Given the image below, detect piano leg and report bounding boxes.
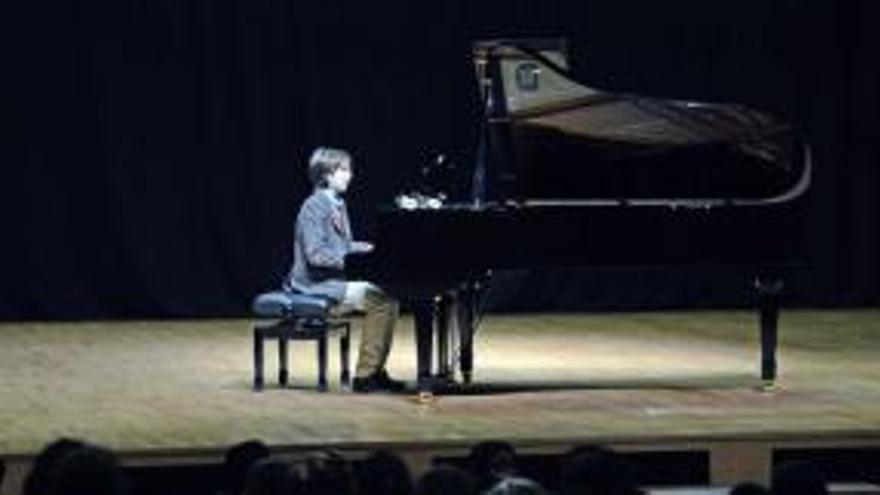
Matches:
[437,294,451,380]
[457,282,476,385]
[756,276,784,388]
[412,299,434,394]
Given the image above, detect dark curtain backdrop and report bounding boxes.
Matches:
[3,0,878,319]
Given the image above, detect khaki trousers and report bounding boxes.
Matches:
[338,282,398,378]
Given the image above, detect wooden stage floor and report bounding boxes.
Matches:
[2,309,880,486]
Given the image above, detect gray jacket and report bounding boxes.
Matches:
[283,189,351,302]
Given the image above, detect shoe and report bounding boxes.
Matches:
[374,369,406,392]
[352,370,406,393]
[352,375,385,393]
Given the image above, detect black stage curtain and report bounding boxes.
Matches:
[3,0,878,319]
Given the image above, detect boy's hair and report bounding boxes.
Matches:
[308,147,352,187]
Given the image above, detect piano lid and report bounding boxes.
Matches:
[472,39,810,205]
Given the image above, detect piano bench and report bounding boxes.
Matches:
[251,291,352,392]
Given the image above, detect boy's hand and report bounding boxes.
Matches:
[351,241,375,254]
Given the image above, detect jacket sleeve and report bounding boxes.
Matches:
[298,199,346,269]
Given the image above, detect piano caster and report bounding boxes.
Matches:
[412,375,438,405]
[758,380,780,393]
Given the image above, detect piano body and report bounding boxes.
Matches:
[348,39,810,393]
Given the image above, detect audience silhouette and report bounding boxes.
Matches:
[771,461,829,495]
[356,450,414,495]
[217,440,272,495]
[415,464,476,495]
[23,438,87,495]
[468,440,519,492]
[242,458,302,495]
[560,446,644,495]
[12,438,849,495]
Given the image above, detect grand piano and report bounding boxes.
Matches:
[348,39,811,394]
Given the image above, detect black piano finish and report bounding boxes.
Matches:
[362,201,802,273]
[348,39,810,394]
[348,199,803,393]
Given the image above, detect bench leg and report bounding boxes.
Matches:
[279,333,289,386]
[317,332,328,392]
[340,324,351,389]
[254,328,264,391]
